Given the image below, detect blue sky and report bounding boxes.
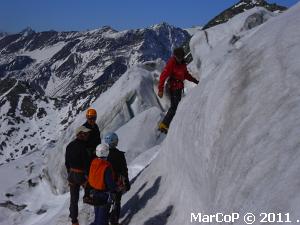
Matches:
[0,0,299,33]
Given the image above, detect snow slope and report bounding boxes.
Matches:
[46,64,163,194]
[121,3,300,225]
[0,62,166,225]
[116,107,164,163]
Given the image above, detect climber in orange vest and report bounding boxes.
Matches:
[88,143,116,225]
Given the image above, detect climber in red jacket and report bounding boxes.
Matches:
[158,47,199,133]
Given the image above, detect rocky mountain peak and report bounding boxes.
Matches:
[203,0,287,29]
[151,22,172,30]
[101,25,115,32]
[20,27,36,37]
[0,31,8,38]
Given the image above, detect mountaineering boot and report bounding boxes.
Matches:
[158,122,168,134]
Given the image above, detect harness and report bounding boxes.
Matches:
[68,168,87,186]
[167,75,184,95]
[168,60,185,91]
[70,168,84,173]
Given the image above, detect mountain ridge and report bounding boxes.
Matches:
[203,0,287,29]
[0,22,189,164]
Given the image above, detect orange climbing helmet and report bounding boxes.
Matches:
[86,108,97,118]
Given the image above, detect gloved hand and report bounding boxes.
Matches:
[158,90,163,98]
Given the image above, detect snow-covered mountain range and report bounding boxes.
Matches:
[0,23,189,98]
[0,23,189,164]
[1,0,299,225]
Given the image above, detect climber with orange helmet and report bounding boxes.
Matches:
[83,108,101,201]
[84,108,101,157]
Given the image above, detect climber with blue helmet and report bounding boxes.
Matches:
[105,132,130,225]
[104,132,119,148]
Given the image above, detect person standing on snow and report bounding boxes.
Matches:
[83,108,101,160]
[105,132,130,225]
[65,126,91,225]
[83,108,101,200]
[88,143,116,225]
[157,47,199,133]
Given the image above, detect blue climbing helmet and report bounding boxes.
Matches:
[104,132,119,148]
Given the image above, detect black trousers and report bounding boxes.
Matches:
[69,184,81,223]
[109,192,122,224]
[162,89,182,127]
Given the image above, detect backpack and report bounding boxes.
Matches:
[88,158,112,190]
[84,159,113,206]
